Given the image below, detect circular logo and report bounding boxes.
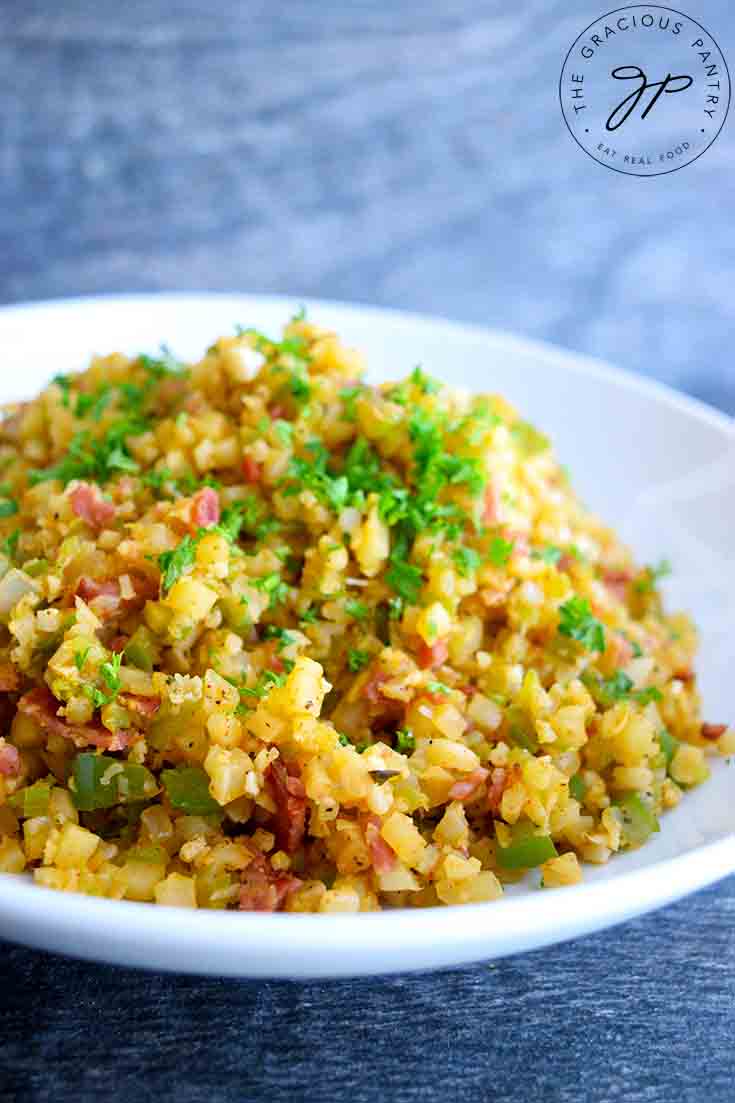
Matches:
[559,5,730,175]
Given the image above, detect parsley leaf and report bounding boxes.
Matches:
[634,559,672,593]
[345,598,369,622]
[385,556,423,605]
[347,648,370,672]
[453,546,481,577]
[158,535,198,592]
[582,669,662,708]
[29,415,146,487]
[253,573,289,608]
[1,529,20,560]
[238,668,288,704]
[488,536,514,568]
[138,346,186,378]
[84,652,123,710]
[532,546,562,566]
[74,647,91,673]
[52,374,72,407]
[340,386,363,422]
[558,596,606,652]
[395,727,415,754]
[0,499,18,519]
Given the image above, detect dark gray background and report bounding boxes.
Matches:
[1,2,733,1100]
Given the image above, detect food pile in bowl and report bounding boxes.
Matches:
[0,314,728,911]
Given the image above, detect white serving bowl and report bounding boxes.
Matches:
[0,293,732,978]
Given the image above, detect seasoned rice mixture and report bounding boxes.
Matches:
[0,314,729,911]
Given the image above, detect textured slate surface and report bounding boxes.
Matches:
[0,2,734,1100]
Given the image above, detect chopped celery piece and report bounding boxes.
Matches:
[72,753,158,811]
[506,706,538,753]
[658,729,680,771]
[126,844,167,864]
[23,558,48,578]
[615,792,659,848]
[9,779,52,818]
[123,626,156,673]
[160,766,220,815]
[496,823,558,870]
[568,774,586,803]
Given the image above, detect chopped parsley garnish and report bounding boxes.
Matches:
[84,652,123,710]
[345,598,369,622]
[287,442,349,512]
[0,499,18,518]
[532,546,563,566]
[75,383,114,422]
[239,668,288,702]
[158,534,198,593]
[634,559,672,593]
[633,686,664,706]
[299,606,319,624]
[568,774,586,802]
[426,681,451,695]
[274,420,293,446]
[338,733,351,747]
[138,346,186,378]
[453,546,481,577]
[387,595,404,621]
[263,625,296,650]
[488,536,514,568]
[74,647,91,673]
[409,366,441,395]
[347,648,370,672]
[582,669,663,708]
[52,374,72,406]
[340,386,363,422]
[253,572,289,608]
[557,596,606,653]
[29,415,146,487]
[1,529,20,560]
[395,727,415,754]
[142,467,175,496]
[385,555,423,605]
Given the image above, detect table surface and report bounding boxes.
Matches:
[1,2,734,1100]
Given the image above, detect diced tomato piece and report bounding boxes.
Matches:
[242,456,263,484]
[448,767,489,801]
[17,687,132,751]
[192,487,220,529]
[603,568,634,603]
[267,759,307,853]
[701,723,728,741]
[483,483,500,525]
[486,766,515,815]
[70,483,116,529]
[416,639,449,670]
[364,815,396,873]
[363,670,390,704]
[119,694,161,718]
[0,740,20,777]
[238,852,302,912]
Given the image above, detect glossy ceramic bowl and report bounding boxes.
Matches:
[0,293,732,977]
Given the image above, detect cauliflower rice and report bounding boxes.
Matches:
[0,313,729,912]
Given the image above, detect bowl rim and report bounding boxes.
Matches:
[0,291,732,973]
